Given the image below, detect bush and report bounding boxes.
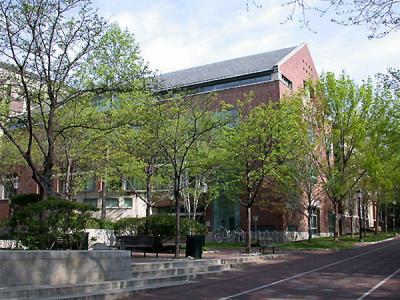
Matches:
[11,193,41,207]
[143,215,207,238]
[181,218,208,236]
[86,218,115,230]
[114,217,145,236]
[145,215,175,238]
[10,196,94,250]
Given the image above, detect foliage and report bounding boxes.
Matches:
[181,218,208,236]
[144,215,207,238]
[10,196,94,250]
[217,93,307,252]
[114,217,145,236]
[0,1,152,199]
[86,218,115,230]
[309,72,374,240]
[11,193,42,207]
[154,92,230,255]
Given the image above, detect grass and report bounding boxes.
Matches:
[277,232,396,251]
[204,232,396,252]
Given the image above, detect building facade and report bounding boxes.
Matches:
[158,43,332,236]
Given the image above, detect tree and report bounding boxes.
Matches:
[309,72,374,241]
[284,0,400,38]
[284,151,324,242]
[155,93,227,257]
[219,94,306,253]
[0,1,149,199]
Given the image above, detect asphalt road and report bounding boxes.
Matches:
[128,238,400,300]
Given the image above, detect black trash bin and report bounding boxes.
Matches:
[186,235,204,259]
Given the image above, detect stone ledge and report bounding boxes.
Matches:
[0,250,131,288]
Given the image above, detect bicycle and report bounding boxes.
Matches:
[214,228,245,243]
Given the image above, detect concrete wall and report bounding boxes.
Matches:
[0,250,131,287]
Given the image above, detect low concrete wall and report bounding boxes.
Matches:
[0,250,131,287]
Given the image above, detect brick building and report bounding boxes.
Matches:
[159,43,333,236]
[0,43,335,237]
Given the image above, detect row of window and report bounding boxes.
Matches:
[195,74,272,93]
[83,197,133,209]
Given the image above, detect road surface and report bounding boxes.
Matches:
[128,238,400,300]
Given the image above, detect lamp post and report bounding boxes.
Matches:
[356,191,363,242]
[393,201,397,236]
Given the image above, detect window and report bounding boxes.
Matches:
[196,74,272,93]
[123,177,146,191]
[123,198,133,208]
[281,75,293,89]
[310,207,320,234]
[85,177,96,192]
[105,198,119,208]
[83,198,98,208]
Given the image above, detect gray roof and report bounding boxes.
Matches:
[159,46,297,90]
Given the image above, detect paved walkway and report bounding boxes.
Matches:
[126,238,400,299]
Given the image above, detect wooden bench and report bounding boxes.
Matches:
[259,237,276,254]
[115,235,180,257]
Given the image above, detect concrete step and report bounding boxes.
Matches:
[2,254,285,300]
[131,264,230,279]
[4,269,234,300]
[130,254,283,272]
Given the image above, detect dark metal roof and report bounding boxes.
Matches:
[159,46,297,90]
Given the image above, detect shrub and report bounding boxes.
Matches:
[181,218,208,236]
[143,215,207,238]
[114,217,145,236]
[11,193,41,207]
[10,196,94,250]
[144,215,175,238]
[86,218,115,230]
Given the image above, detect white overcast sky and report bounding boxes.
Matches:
[94,0,400,83]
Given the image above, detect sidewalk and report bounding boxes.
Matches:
[131,247,280,262]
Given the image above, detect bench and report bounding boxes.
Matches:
[259,237,276,254]
[115,235,180,257]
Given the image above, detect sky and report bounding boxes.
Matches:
[94,0,400,83]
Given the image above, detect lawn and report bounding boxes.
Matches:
[204,232,396,251]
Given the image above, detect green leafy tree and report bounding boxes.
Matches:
[0,1,150,200]
[155,93,228,256]
[218,94,307,253]
[310,72,374,240]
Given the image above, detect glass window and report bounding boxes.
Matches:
[85,177,96,192]
[123,198,133,208]
[196,74,272,93]
[83,198,98,208]
[106,198,119,208]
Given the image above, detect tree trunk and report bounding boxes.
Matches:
[384,203,388,232]
[358,196,362,242]
[308,215,312,243]
[363,202,367,237]
[175,189,181,257]
[375,203,378,235]
[350,213,354,238]
[174,174,181,258]
[145,174,152,217]
[246,206,251,254]
[100,180,107,220]
[334,201,340,241]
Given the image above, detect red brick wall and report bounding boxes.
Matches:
[0,201,10,220]
[213,81,280,106]
[279,44,319,97]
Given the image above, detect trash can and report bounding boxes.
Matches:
[186,235,204,259]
